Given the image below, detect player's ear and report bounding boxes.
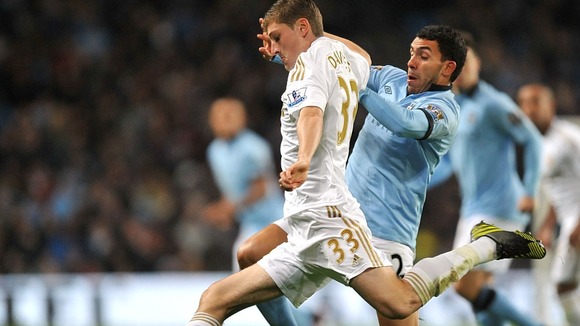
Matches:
[296,18,309,37]
[443,60,457,79]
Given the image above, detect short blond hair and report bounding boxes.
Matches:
[263,0,323,37]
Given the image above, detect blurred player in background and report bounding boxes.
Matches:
[204,97,285,269]
[429,32,543,326]
[517,83,580,326]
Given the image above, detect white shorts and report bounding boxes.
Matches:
[551,218,580,284]
[372,237,415,277]
[273,217,291,233]
[453,215,525,273]
[258,204,390,307]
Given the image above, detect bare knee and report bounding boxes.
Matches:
[237,238,262,269]
[351,268,420,320]
[376,298,417,320]
[237,224,288,269]
[197,282,227,319]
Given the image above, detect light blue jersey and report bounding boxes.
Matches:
[346,65,460,250]
[207,129,284,233]
[430,81,542,224]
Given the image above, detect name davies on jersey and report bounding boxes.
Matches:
[327,50,352,72]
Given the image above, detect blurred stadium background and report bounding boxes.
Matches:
[0,0,578,325]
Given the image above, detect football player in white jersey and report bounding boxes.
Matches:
[517,83,580,326]
[186,1,545,325]
[243,23,467,326]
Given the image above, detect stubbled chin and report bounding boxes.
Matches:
[407,81,420,94]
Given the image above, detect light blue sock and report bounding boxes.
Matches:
[257,297,300,326]
[483,288,542,326]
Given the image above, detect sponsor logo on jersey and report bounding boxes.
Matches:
[383,85,392,94]
[287,87,307,107]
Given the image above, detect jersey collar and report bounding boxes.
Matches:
[428,84,452,92]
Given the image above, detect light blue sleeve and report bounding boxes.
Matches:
[359,88,430,139]
[491,98,543,196]
[366,65,403,92]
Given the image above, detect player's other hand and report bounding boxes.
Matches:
[279,160,309,191]
[257,18,274,61]
[518,196,534,213]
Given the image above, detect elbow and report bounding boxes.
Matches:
[363,52,372,66]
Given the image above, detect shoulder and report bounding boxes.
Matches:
[370,65,406,79]
[476,81,518,112]
[419,91,460,121]
[240,130,268,146]
[553,119,580,143]
[307,37,367,69]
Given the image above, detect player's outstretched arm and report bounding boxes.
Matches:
[323,32,371,65]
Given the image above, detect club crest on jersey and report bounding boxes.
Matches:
[287,87,307,107]
[426,104,444,121]
[383,85,392,94]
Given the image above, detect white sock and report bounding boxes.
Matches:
[187,312,221,326]
[404,238,496,304]
[559,288,580,325]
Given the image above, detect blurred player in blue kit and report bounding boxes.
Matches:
[204,97,285,271]
[429,32,544,326]
[517,83,580,326]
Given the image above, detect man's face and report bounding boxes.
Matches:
[267,21,304,71]
[517,85,554,133]
[407,38,448,94]
[209,100,246,140]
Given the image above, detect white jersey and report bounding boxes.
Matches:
[279,36,369,217]
[541,118,580,223]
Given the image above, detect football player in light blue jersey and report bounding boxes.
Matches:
[240,25,468,326]
[429,33,543,326]
[205,97,285,265]
[349,65,460,257]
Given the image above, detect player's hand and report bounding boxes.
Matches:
[202,199,235,230]
[257,18,274,61]
[279,160,309,191]
[518,196,534,213]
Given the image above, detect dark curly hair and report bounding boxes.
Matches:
[416,25,467,82]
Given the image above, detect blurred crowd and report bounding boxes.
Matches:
[0,0,578,273]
